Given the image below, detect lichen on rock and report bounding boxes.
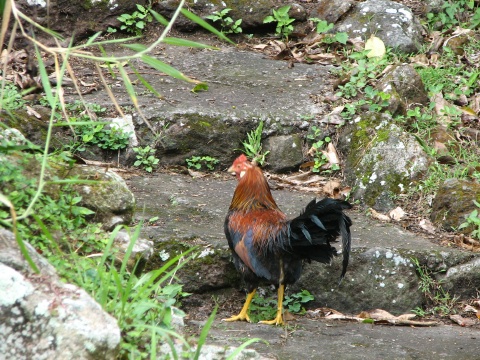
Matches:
[341,112,431,211]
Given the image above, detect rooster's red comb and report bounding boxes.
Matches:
[234,154,248,164]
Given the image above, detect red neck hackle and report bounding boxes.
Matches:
[228,154,279,212]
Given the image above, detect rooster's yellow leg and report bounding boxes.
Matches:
[222,289,256,322]
[259,284,285,326]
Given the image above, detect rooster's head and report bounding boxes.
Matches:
[228,154,253,179]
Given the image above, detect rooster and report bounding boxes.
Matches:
[223,154,352,325]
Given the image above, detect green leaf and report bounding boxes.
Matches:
[117,64,138,107]
[334,32,348,44]
[193,306,217,360]
[141,55,198,83]
[149,9,169,26]
[191,83,209,93]
[129,62,163,98]
[121,43,148,52]
[181,8,234,44]
[263,15,275,24]
[163,37,217,49]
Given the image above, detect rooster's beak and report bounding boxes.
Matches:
[227,165,236,176]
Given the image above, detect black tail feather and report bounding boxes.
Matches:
[288,198,352,281]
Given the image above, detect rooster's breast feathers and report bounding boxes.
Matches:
[225,208,288,281]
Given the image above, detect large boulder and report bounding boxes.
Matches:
[335,0,424,53]
[376,64,430,116]
[430,178,480,233]
[154,0,306,32]
[264,134,304,173]
[309,0,356,24]
[0,228,121,359]
[16,0,145,43]
[69,165,136,230]
[340,112,431,212]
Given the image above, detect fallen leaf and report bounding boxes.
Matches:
[187,169,206,178]
[318,114,345,125]
[324,180,341,198]
[389,207,406,221]
[360,309,395,320]
[432,92,458,126]
[449,314,476,327]
[329,105,345,116]
[340,186,351,198]
[26,105,41,119]
[349,37,365,52]
[409,53,429,67]
[365,34,386,58]
[370,208,391,222]
[252,44,268,50]
[464,304,478,313]
[80,80,97,87]
[419,219,436,234]
[437,155,457,165]
[396,313,417,321]
[433,140,448,155]
[321,143,340,166]
[283,310,296,321]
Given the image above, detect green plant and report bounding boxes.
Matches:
[283,289,314,314]
[205,8,242,34]
[186,155,219,170]
[71,118,132,151]
[117,4,153,36]
[336,51,390,99]
[458,200,480,240]
[309,18,348,44]
[133,145,159,172]
[309,18,333,33]
[241,121,270,166]
[411,257,459,316]
[426,0,477,30]
[0,82,26,111]
[263,5,295,39]
[307,127,338,173]
[248,289,314,323]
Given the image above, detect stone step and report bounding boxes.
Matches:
[128,172,479,314]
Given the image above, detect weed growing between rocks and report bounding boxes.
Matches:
[248,288,314,323]
[240,121,270,166]
[411,258,459,317]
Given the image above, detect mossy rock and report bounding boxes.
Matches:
[341,112,431,212]
[430,178,480,233]
[146,239,240,293]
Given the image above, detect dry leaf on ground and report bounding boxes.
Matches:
[389,207,406,221]
[370,208,391,222]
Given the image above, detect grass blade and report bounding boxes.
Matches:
[163,37,218,49]
[149,9,170,26]
[0,193,39,273]
[141,54,200,83]
[226,338,263,360]
[129,62,163,98]
[193,306,217,360]
[180,8,234,44]
[118,63,138,107]
[122,43,149,52]
[85,31,102,46]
